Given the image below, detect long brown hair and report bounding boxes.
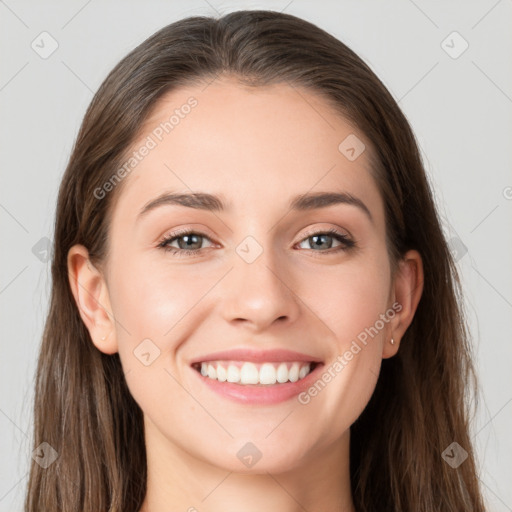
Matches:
[25,10,486,511]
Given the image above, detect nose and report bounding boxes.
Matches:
[219,247,301,332]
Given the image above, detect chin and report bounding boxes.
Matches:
[201,439,312,475]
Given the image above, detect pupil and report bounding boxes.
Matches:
[180,234,201,250]
[312,234,332,249]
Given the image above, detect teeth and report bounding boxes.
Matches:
[207,364,217,380]
[259,363,277,385]
[226,365,240,383]
[289,363,299,382]
[216,364,227,382]
[276,362,288,383]
[240,362,259,384]
[198,361,313,385]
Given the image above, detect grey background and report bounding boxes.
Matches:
[1,0,511,510]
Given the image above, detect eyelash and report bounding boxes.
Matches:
[157,227,356,258]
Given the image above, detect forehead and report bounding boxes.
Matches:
[111,77,384,230]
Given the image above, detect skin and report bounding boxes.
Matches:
[68,77,423,512]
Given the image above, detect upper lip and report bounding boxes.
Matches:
[190,348,323,365]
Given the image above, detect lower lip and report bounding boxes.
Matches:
[191,363,324,405]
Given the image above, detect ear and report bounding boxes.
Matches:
[67,244,118,354]
[382,249,424,359]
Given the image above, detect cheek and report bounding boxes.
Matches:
[108,253,215,340]
[299,253,392,344]
[293,252,391,408]
[107,258,213,431]
[292,269,390,450]
[107,254,227,387]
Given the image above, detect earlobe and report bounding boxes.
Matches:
[383,249,424,359]
[67,244,118,354]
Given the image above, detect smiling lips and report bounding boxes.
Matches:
[193,360,315,385]
[190,349,324,404]
[190,348,322,387]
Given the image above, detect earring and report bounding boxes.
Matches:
[390,337,395,345]
[101,332,111,341]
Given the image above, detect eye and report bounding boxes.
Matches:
[296,227,355,253]
[158,229,214,257]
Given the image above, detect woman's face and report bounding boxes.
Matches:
[73,78,419,474]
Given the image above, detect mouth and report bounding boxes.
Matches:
[189,348,324,405]
[191,360,320,386]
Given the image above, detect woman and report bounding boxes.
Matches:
[25,10,487,512]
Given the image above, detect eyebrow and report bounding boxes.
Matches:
[137,191,373,222]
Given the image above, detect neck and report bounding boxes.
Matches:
[139,417,355,512]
